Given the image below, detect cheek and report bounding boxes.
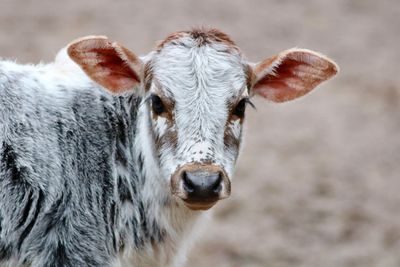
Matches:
[152,115,169,136]
[230,119,243,141]
[222,118,243,175]
[224,119,243,154]
[151,116,177,157]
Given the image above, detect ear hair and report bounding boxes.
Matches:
[251,48,339,102]
[67,36,143,94]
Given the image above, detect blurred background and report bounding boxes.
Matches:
[1,0,399,266]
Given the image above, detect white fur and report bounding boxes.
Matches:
[150,37,248,180]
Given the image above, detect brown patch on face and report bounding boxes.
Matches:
[156,28,241,54]
[156,31,187,51]
[143,61,153,92]
[147,78,177,156]
[190,28,237,47]
[224,121,241,153]
[224,97,245,153]
[154,127,178,156]
[226,96,246,123]
[150,80,175,122]
[223,64,254,124]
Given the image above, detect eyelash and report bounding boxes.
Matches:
[245,98,256,109]
[233,98,255,118]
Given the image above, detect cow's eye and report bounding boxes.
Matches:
[233,98,247,118]
[150,94,165,115]
[233,98,255,118]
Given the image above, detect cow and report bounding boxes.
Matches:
[0,28,338,267]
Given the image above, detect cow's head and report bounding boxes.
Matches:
[68,29,338,210]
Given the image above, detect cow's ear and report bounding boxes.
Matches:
[250,48,338,102]
[67,36,142,94]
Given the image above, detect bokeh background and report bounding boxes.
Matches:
[1,0,399,266]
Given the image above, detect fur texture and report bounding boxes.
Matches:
[0,28,338,267]
[0,32,243,267]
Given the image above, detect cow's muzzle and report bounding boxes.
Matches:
[171,164,231,210]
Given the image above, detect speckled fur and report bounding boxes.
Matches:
[0,28,338,267]
[0,33,235,267]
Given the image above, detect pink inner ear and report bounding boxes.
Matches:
[254,51,338,102]
[82,47,140,93]
[68,38,141,93]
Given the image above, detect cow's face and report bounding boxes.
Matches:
[143,33,250,210]
[68,29,338,210]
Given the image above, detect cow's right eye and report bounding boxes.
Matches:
[150,94,165,115]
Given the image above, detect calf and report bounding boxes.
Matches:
[0,28,338,267]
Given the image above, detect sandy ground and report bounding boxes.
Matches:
[1,0,400,266]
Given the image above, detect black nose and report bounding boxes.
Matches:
[182,170,223,200]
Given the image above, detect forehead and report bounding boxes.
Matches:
[149,30,248,99]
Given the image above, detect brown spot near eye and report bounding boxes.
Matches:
[154,128,178,155]
[150,93,175,123]
[224,98,244,155]
[229,112,245,123]
[227,98,246,124]
[224,124,241,153]
[148,79,176,124]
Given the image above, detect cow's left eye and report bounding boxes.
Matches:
[150,94,165,115]
[233,98,247,118]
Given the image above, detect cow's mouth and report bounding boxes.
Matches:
[182,199,218,211]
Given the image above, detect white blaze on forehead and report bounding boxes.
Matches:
[151,37,247,162]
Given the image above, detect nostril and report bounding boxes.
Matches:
[212,172,223,194]
[182,171,194,193]
[181,169,226,199]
